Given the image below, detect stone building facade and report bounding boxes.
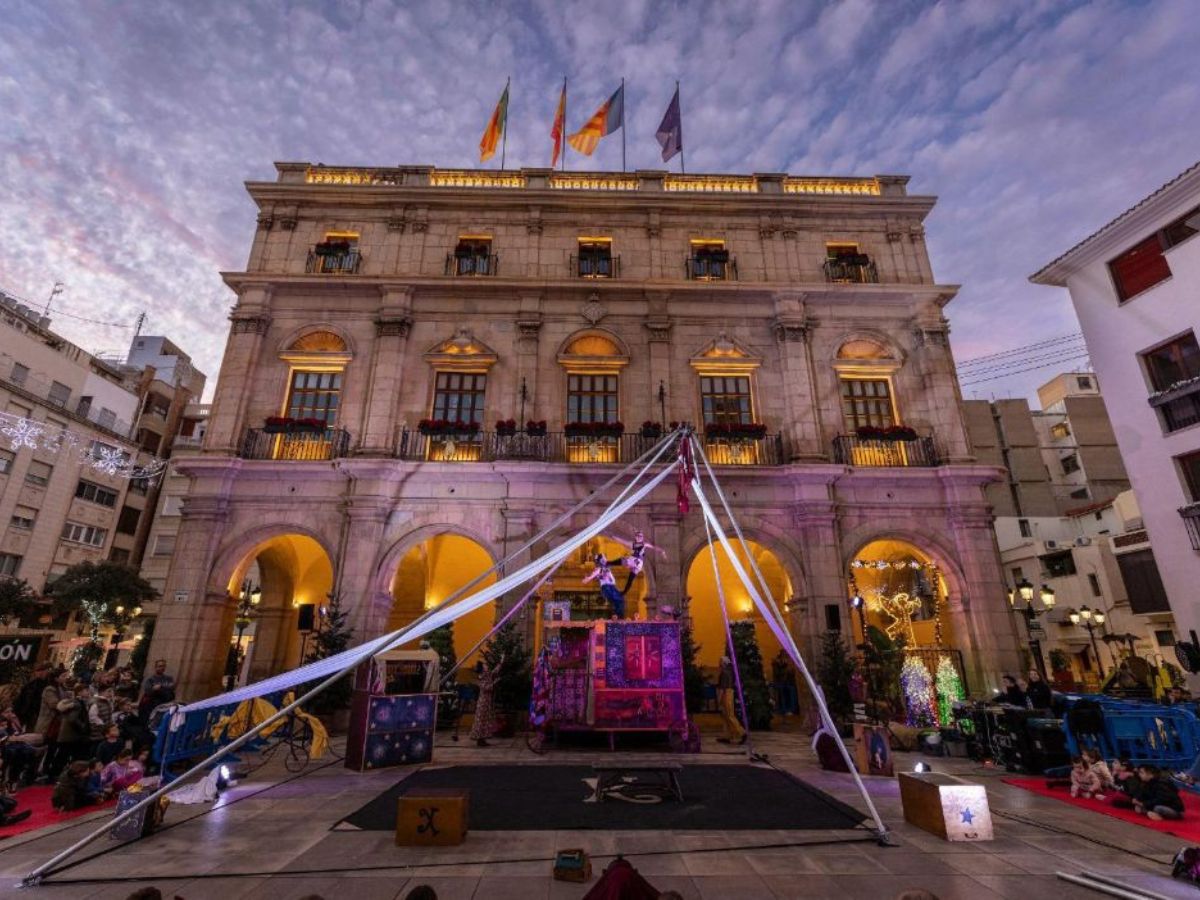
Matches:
[151,163,1021,700]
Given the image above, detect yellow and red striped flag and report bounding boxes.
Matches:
[568,84,624,156]
[550,79,567,168]
[479,80,509,164]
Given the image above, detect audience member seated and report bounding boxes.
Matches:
[1133,764,1185,821]
[1081,747,1113,797]
[1109,757,1140,808]
[1,707,43,788]
[52,760,100,811]
[94,724,125,765]
[101,748,145,793]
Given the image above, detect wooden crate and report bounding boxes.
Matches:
[898,772,992,842]
[395,788,469,847]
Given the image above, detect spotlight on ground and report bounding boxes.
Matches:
[913,762,932,773]
[217,764,233,791]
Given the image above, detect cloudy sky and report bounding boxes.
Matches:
[3,0,1199,402]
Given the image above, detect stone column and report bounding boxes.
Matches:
[912,311,972,462]
[793,502,844,662]
[644,295,673,425]
[497,507,536,646]
[649,509,685,618]
[358,285,414,454]
[206,288,272,453]
[515,292,543,424]
[336,496,392,640]
[151,494,233,701]
[771,293,824,460]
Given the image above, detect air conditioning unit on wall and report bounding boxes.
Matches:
[1075,537,1092,547]
[1044,539,1060,550]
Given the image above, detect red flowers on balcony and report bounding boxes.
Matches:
[855,425,919,442]
[704,422,767,440]
[565,421,625,438]
[418,419,481,436]
[525,420,548,436]
[640,421,664,438]
[495,419,518,436]
[264,416,327,434]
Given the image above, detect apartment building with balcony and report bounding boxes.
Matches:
[0,289,206,663]
[965,372,1175,685]
[1032,161,1200,678]
[151,163,1021,699]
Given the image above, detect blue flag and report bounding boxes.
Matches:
[656,86,682,163]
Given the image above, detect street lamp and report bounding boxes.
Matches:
[1008,578,1055,678]
[224,579,262,689]
[1067,605,1107,680]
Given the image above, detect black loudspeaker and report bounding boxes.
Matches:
[297,604,315,632]
[824,605,841,632]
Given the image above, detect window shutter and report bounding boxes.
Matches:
[1109,236,1171,300]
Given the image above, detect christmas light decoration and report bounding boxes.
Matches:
[935,654,964,725]
[876,591,921,643]
[0,411,166,481]
[900,654,938,727]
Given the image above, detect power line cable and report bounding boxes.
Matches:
[959,352,1092,387]
[956,333,1084,368]
[1,283,135,330]
[955,346,1092,378]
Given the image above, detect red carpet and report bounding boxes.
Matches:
[1003,776,1200,842]
[0,786,116,840]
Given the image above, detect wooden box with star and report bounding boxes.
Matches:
[898,772,993,841]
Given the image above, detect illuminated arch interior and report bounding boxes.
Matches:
[848,539,953,648]
[837,337,891,360]
[288,330,347,353]
[565,334,621,357]
[226,533,334,684]
[685,540,790,671]
[390,534,498,664]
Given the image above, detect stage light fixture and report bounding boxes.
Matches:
[913,762,932,773]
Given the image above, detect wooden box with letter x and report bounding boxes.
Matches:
[395,788,469,847]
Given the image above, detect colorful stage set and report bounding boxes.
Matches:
[20,431,887,887]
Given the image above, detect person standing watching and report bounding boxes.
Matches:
[716,656,746,745]
[1026,669,1053,710]
[138,660,176,723]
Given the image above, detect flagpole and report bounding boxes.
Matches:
[621,76,626,173]
[677,80,685,174]
[501,76,510,170]
[562,77,568,172]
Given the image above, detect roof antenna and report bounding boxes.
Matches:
[134,311,146,337]
[44,281,64,316]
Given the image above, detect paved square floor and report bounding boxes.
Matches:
[0,728,1194,899]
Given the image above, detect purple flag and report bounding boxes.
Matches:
[656,86,682,163]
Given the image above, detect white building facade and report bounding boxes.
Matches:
[1032,161,1200,666]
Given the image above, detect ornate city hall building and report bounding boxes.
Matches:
[152,163,1021,700]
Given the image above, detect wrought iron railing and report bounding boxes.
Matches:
[823,258,879,284]
[445,253,498,276]
[305,249,362,274]
[686,256,737,281]
[240,427,351,461]
[571,254,620,278]
[1179,503,1200,551]
[394,429,786,466]
[832,434,939,467]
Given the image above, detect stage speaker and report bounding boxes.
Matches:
[297,604,315,632]
[824,605,841,632]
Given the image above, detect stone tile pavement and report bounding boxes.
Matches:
[0,730,1194,899]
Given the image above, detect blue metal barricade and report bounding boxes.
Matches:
[152,690,290,783]
[1061,694,1200,769]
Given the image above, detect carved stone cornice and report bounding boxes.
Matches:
[230,314,271,335]
[908,226,925,243]
[179,496,231,523]
[276,207,298,231]
[912,317,950,348]
[644,317,672,343]
[376,316,413,338]
[386,216,406,233]
[780,228,798,239]
[516,315,543,340]
[255,212,273,230]
[887,231,903,242]
[410,220,428,233]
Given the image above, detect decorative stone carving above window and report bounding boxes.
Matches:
[376,317,413,338]
[580,293,607,326]
[689,331,761,376]
[231,315,271,335]
[279,328,353,366]
[833,334,901,377]
[424,328,499,371]
[557,330,629,373]
[289,331,347,353]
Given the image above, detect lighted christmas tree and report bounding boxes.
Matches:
[900,655,937,727]
[934,655,964,725]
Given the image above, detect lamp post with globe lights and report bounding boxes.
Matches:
[1067,605,1107,680]
[1007,577,1056,679]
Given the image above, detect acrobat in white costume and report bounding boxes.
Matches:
[607,529,666,595]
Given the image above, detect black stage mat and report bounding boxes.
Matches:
[337,764,867,831]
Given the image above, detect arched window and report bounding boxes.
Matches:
[278,330,353,428]
[834,336,900,432]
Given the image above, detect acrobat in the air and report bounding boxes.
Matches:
[608,529,666,595]
[582,553,625,619]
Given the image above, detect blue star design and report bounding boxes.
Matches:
[961,808,974,824]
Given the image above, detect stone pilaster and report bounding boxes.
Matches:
[911,309,972,462]
[772,293,824,460]
[515,293,543,424]
[645,294,673,425]
[358,285,414,453]
[649,510,685,618]
[792,502,843,661]
[206,287,272,453]
[337,497,392,639]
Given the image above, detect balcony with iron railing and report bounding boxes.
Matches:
[240,427,351,461]
[445,253,499,276]
[1179,503,1200,551]
[1149,376,1200,432]
[832,433,940,467]
[305,247,362,274]
[571,254,620,279]
[393,429,786,466]
[686,255,738,281]
[823,257,879,284]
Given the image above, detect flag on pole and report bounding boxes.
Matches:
[479,81,509,164]
[656,85,683,163]
[567,84,624,156]
[550,79,567,169]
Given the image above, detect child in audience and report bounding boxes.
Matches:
[101,748,144,793]
[1133,764,1185,821]
[1070,755,1101,798]
[1109,757,1141,808]
[1081,747,1113,798]
[52,760,93,811]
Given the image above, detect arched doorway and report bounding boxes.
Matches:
[226,533,334,685]
[389,534,498,665]
[685,540,790,672]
